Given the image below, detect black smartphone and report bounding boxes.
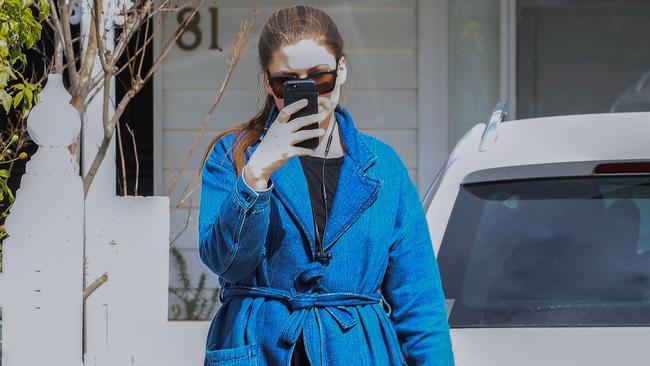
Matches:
[283,79,319,149]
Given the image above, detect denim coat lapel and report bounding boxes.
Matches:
[245,104,382,258]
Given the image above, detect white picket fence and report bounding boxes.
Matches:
[0,75,210,365]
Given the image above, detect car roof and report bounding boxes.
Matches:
[449,111,650,184]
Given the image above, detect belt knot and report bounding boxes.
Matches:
[219,264,388,346]
[287,293,317,310]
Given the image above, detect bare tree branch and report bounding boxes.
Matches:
[116,118,128,195]
[112,0,155,62]
[166,7,260,197]
[72,8,100,108]
[113,14,164,76]
[82,0,204,195]
[92,0,110,73]
[169,200,193,247]
[45,2,66,73]
[126,123,140,195]
[83,272,108,300]
[58,0,80,87]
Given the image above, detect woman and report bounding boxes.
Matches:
[198,5,454,366]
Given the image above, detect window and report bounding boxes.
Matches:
[517,0,650,118]
[438,176,650,327]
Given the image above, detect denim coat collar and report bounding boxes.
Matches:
[245,104,382,256]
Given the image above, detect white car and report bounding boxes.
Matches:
[424,104,650,366]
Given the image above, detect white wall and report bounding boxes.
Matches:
[156,0,428,317]
[449,0,501,146]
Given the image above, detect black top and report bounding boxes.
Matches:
[298,154,344,247]
[293,154,343,365]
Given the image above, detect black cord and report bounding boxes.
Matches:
[313,119,337,265]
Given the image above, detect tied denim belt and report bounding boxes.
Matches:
[219,262,392,345]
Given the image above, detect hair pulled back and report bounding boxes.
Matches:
[199,4,349,176]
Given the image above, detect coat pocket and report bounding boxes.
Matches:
[205,343,259,365]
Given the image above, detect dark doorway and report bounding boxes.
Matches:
[115,20,154,196]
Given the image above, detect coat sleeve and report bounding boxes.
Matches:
[380,157,455,366]
[198,135,274,283]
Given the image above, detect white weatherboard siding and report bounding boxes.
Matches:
[157,1,428,315]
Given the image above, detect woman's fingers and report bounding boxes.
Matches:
[291,128,325,145]
[251,99,328,176]
[276,99,308,123]
[287,113,321,132]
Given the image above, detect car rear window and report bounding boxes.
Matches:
[438,176,650,327]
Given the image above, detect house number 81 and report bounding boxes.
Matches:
[176,7,222,51]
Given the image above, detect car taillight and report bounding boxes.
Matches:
[593,162,650,175]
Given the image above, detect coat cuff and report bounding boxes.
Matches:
[235,166,274,211]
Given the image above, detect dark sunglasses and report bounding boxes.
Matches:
[267,59,339,99]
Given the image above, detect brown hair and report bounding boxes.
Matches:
[198,4,350,177]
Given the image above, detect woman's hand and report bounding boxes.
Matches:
[244,99,325,190]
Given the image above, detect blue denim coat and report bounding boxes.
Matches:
[198,104,454,366]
